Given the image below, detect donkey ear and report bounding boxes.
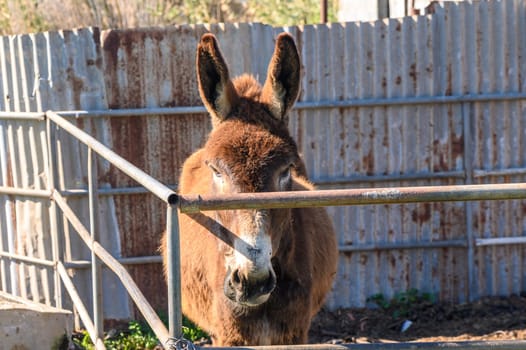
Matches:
[261,33,301,122]
[196,33,239,128]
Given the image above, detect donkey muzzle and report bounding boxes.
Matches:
[224,266,277,306]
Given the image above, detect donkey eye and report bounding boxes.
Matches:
[278,166,292,189]
[280,167,290,179]
[207,162,222,178]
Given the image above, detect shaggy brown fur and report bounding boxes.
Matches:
[162,33,338,346]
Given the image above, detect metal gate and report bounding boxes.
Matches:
[2,108,526,349]
[2,0,526,348]
[0,109,181,348]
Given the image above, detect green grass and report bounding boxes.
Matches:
[367,288,437,319]
[73,315,209,350]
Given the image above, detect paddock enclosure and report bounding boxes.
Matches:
[1,0,526,333]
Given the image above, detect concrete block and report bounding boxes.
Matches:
[0,292,73,350]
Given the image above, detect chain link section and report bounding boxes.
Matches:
[165,336,198,350]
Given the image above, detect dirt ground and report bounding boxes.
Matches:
[309,294,526,344]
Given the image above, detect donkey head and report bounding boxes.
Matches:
[196,33,302,307]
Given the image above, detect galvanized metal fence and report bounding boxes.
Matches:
[3,109,526,350]
[1,0,526,338]
[0,109,183,349]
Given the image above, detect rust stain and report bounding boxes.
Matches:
[382,119,389,148]
[359,229,366,242]
[90,27,104,70]
[362,150,374,176]
[445,65,452,96]
[451,134,464,161]
[129,264,167,317]
[101,30,121,109]
[101,29,120,72]
[408,63,418,91]
[433,140,449,172]
[354,141,360,150]
[411,203,431,224]
[66,67,84,108]
[432,134,464,172]
[339,109,346,141]
[492,132,498,166]
[426,64,433,74]
[5,151,13,187]
[389,255,396,269]
[359,254,368,265]
[108,117,147,186]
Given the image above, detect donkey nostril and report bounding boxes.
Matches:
[258,272,276,296]
[231,269,242,285]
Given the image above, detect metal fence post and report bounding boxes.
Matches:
[166,202,183,340]
[0,120,19,296]
[88,147,104,339]
[461,102,476,302]
[45,116,63,309]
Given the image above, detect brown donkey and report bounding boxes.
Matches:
[162,32,338,346]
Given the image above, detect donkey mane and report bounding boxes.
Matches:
[219,74,296,144]
[233,75,263,99]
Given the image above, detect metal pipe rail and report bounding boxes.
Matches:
[0,111,46,120]
[0,186,51,197]
[0,251,56,267]
[52,191,172,346]
[47,91,526,118]
[205,341,526,350]
[57,262,106,350]
[3,109,526,350]
[45,111,177,205]
[177,183,526,213]
[44,111,183,348]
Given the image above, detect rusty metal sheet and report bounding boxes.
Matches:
[0,28,131,321]
[100,23,279,314]
[101,26,209,314]
[287,13,468,307]
[467,0,526,300]
[0,32,55,305]
[54,1,526,312]
[1,0,526,321]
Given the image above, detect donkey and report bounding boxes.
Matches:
[162,32,338,346]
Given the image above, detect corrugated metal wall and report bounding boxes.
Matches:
[1,0,526,320]
[293,7,469,307]
[0,29,131,319]
[337,0,460,21]
[466,0,526,299]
